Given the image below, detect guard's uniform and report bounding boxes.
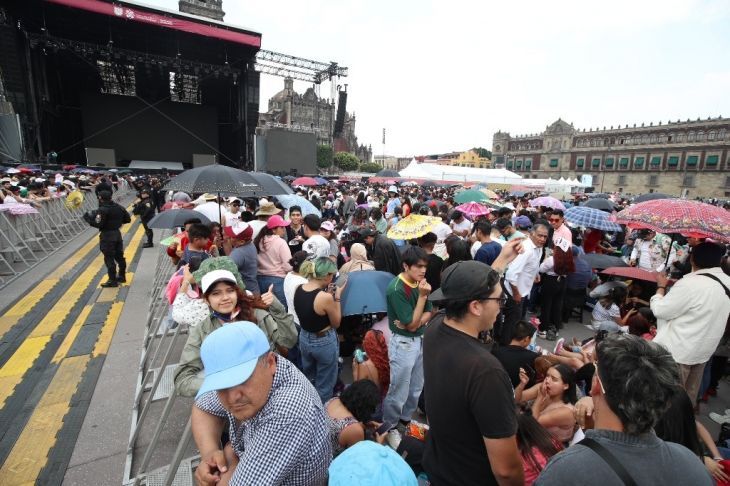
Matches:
[96,201,131,282]
[133,196,156,246]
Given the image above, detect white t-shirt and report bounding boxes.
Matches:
[225,210,243,226]
[303,234,331,258]
[470,240,482,258]
[249,220,268,240]
[592,303,620,327]
[451,219,472,237]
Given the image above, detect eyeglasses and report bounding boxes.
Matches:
[549,218,561,223]
[483,294,508,308]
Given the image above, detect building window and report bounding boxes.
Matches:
[549,158,559,167]
[650,156,662,166]
[507,161,513,169]
[682,174,695,187]
[688,132,696,142]
[592,158,600,167]
[686,155,698,166]
[618,175,627,185]
[516,160,522,169]
[605,158,614,168]
[676,133,685,142]
[668,156,679,167]
[725,176,730,188]
[577,158,585,168]
[619,157,629,168]
[649,175,659,186]
[709,131,716,141]
[525,160,532,170]
[706,155,719,166]
[634,156,645,168]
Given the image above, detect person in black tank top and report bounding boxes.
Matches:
[294,257,345,403]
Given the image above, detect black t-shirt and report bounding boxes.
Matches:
[423,313,518,486]
[491,344,540,388]
[425,253,443,291]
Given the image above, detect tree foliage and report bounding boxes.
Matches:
[317,145,334,168]
[472,147,492,159]
[359,162,382,173]
[333,152,360,171]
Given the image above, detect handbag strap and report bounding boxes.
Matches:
[579,438,638,486]
[698,273,730,299]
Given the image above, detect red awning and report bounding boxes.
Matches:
[44,0,261,48]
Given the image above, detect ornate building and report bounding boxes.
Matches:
[492,118,730,198]
[259,78,372,162]
[436,149,492,168]
[179,0,225,21]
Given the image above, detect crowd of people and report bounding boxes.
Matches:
[90,174,730,485]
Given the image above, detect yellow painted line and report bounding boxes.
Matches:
[0,337,51,409]
[0,279,58,342]
[0,355,90,486]
[92,301,124,358]
[96,287,119,303]
[50,236,98,278]
[51,305,93,365]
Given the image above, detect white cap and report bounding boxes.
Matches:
[388,185,398,193]
[200,269,238,294]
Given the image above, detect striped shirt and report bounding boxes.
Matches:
[195,357,331,485]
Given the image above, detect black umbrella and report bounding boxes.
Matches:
[582,199,615,212]
[376,169,400,177]
[632,193,673,203]
[582,253,628,270]
[247,172,293,196]
[163,164,270,196]
[422,180,438,187]
[587,193,610,199]
[148,209,211,229]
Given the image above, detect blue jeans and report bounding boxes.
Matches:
[257,275,287,311]
[299,328,339,403]
[383,334,424,427]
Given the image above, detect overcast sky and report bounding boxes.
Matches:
[146,0,730,157]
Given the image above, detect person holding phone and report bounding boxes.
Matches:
[324,379,384,456]
[492,320,541,389]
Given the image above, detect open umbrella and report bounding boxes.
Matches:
[615,199,730,242]
[163,164,267,196]
[387,214,442,240]
[376,169,400,177]
[565,206,623,232]
[455,202,491,219]
[479,188,500,199]
[313,177,328,185]
[283,175,296,181]
[338,271,395,316]
[529,196,566,211]
[421,180,438,188]
[582,199,615,212]
[148,208,211,229]
[274,194,321,217]
[600,266,658,283]
[292,176,319,186]
[588,193,610,199]
[632,193,672,204]
[454,189,489,204]
[401,181,418,186]
[246,172,294,196]
[582,253,627,270]
[510,190,527,197]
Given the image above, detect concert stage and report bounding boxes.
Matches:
[0,0,262,168]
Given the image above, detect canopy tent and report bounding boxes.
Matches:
[398,159,522,185]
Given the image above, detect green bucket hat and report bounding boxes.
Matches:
[192,256,245,291]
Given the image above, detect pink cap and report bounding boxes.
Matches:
[266,215,290,229]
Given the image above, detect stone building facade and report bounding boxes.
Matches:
[374,155,410,170]
[492,118,730,198]
[436,149,492,168]
[178,0,225,21]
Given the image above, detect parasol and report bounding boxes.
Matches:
[615,199,730,242]
[583,253,627,270]
[454,202,491,219]
[529,196,566,211]
[274,194,322,217]
[454,189,489,204]
[376,169,400,177]
[292,176,319,186]
[148,209,211,229]
[387,214,442,240]
[314,177,329,185]
[565,206,623,232]
[582,199,615,212]
[632,193,672,204]
[0,203,39,215]
[600,266,658,283]
[479,188,500,199]
[338,271,395,316]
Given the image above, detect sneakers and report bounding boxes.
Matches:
[386,429,402,450]
[553,337,565,355]
[709,412,730,424]
[101,280,118,288]
[537,331,547,339]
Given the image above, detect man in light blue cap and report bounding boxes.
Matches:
[192,321,331,486]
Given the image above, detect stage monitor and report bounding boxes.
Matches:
[262,128,316,175]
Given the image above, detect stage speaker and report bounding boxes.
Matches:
[333,90,347,137]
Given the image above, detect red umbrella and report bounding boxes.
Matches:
[616,199,730,242]
[600,266,658,283]
[292,176,319,186]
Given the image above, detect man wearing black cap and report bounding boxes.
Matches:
[423,239,524,486]
[132,188,156,248]
[92,190,131,287]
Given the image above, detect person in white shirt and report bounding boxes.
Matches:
[225,198,244,226]
[302,214,332,259]
[651,242,730,405]
[450,210,472,239]
[497,223,547,345]
[630,229,678,273]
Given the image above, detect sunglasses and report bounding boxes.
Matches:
[549,218,561,222]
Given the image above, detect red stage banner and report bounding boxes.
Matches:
[44,0,261,48]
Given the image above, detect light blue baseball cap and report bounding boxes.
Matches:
[196,321,271,398]
[328,440,418,486]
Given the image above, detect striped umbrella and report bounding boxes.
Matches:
[565,206,622,232]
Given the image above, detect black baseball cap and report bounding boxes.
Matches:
[359,228,378,238]
[428,260,497,302]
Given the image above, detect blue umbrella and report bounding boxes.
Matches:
[565,206,622,232]
[274,194,321,217]
[314,177,329,185]
[339,271,395,316]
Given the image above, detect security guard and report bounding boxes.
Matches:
[133,188,156,248]
[93,190,131,287]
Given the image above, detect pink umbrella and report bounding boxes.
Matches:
[455,202,491,220]
[0,203,40,215]
[529,196,566,210]
[292,176,319,186]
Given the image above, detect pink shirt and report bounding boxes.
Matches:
[256,235,293,277]
[553,223,573,246]
[522,447,550,486]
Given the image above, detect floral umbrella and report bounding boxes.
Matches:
[0,203,39,215]
[387,214,442,240]
[454,189,489,204]
[615,199,730,242]
[529,196,566,211]
[455,202,491,219]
